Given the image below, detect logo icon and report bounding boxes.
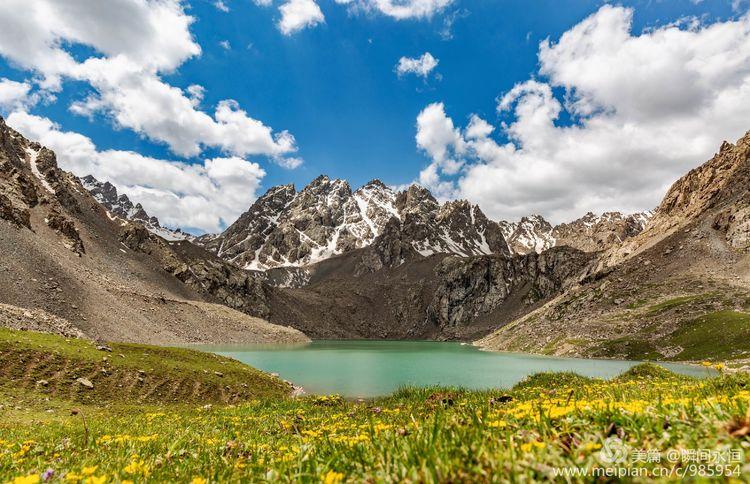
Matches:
[599,437,629,464]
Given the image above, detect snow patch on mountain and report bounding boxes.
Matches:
[25,147,55,194]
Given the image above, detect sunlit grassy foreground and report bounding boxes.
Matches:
[2,361,750,482]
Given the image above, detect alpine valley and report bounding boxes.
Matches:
[1,114,749,361]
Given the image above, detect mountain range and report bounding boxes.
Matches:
[1,113,748,360]
[192,175,650,277]
[196,176,509,272]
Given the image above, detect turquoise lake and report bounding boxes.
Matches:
[197,340,714,398]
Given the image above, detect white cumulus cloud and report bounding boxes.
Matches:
[396,52,439,78]
[335,0,452,20]
[415,6,750,224]
[278,0,325,35]
[0,78,38,112]
[7,111,265,233]
[0,0,300,165]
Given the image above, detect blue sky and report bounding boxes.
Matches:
[0,0,748,233]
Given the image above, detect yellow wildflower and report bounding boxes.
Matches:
[579,442,602,452]
[82,467,97,477]
[190,478,207,484]
[487,420,507,428]
[86,477,107,484]
[322,470,344,484]
[520,441,546,452]
[9,475,40,484]
[123,458,150,477]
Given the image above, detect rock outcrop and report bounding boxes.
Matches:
[478,132,750,359]
[603,130,750,266]
[427,247,596,334]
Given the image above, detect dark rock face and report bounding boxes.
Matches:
[0,117,83,251]
[46,209,85,255]
[0,193,30,228]
[427,247,596,333]
[169,255,271,320]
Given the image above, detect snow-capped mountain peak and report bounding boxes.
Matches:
[199,178,510,270]
[202,176,401,270]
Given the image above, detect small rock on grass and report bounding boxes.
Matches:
[75,377,93,389]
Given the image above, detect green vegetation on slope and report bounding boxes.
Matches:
[669,310,750,360]
[2,337,750,483]
[586,310,750,362]
[0,328,291,404]
[587,337,662,360]
[644,294,710,314]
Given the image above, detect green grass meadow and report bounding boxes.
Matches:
[1,329,750,482]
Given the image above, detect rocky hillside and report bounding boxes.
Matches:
[478,132,750,361]
[267,245,595,340]
[0,115,308,345]
[80,175,192,241]
[499,211,651,255]
[602,136,750,267]
[8,110,746,351]
[198,177,509,271]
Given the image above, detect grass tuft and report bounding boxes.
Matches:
[613,362,683,382]
[512,371,595,391]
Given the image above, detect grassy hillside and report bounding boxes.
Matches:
[0,328,291,405]
[479,265,750,363]
[2,330,749,482]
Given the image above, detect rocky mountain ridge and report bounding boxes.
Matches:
[499,211,652,255]
[76,169,651,274]
[601,133,750,268]
[6,111,747,355]
[0,114,582,343]
[199,176,509,271]
[79,175,192,242]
